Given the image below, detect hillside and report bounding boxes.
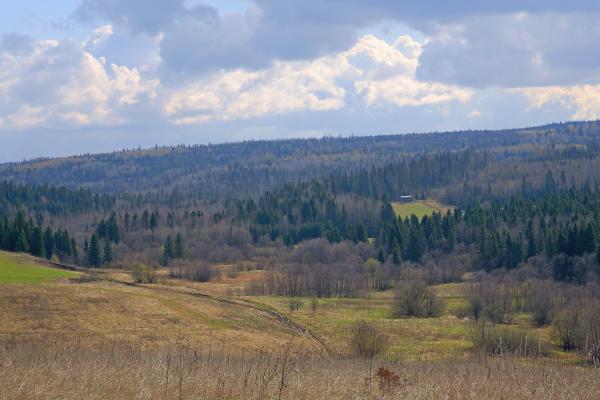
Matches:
[3,121,600,398]
[1,121,598,198]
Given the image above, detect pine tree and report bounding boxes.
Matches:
[103,240,113,265]
[88,233,101,267]
[174,233,185,259]
[377,248,385,264]
[163,235,174,264]
[406,226,424,262]
[14,227,29,253]
[29,226,46,258]
[107,212,120,244]
[44,227,54,260]
[150,212,158,233]
[71,238,78,263]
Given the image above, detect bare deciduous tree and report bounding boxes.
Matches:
[393,280,444,318]
[527,280,557,327]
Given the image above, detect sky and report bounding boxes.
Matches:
[1,1,600,162]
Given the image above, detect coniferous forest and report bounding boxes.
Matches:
[3,121,600,288]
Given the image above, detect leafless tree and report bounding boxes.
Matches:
[527,280,557,327]
[393,279,444,318]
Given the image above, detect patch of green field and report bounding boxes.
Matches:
[391,199,453,219]
[249,282,553,361]
[0,252,77,284]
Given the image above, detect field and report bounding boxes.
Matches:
[391,199,453,219]
[0,262,555,361]
[0,260,596,398]
[2,343,599,400]
[0,252,78,284]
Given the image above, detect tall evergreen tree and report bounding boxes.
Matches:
[174,233,185,259]
[29,226,45,258]
[103,240,113,265]
[88,233,101,267]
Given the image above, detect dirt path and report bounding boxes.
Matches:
[42,257,330,355]
[116,280,330,356]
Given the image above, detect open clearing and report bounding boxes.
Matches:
[0,261,574,362]
[0,260,594,399]
[0,252,78,284]
[391,199,453,219]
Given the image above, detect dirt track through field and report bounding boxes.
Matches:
[118,280,331,356]
[47,259,330,355]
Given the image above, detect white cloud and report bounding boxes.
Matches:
[0,32,157,130]
[83,25,114,51]
[164,34,471,124]
[518,84,600,120]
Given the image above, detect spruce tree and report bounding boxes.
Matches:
[174,233,184,258]
[103,240,113,265]
[29,226,46,258]
[163,235,174,264]
[88,233,101,267]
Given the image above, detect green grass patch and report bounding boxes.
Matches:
[391,199,453,219]
[0,252,77,284]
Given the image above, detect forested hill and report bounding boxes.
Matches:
[2,120,600,288]
[0,120,598,199]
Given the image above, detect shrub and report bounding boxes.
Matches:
[467,279,514,325]
[376,367,402,394]
[553,298,600,364]
[350,320,389,359]
[287,298,304,313]
[393,280,444,318]
[470,322,549,357]
[309,297,319,314]
[132,265,157,284]
[526,280,557,327]
[169,263,218,282]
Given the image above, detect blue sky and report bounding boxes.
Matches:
[1,1,600,161]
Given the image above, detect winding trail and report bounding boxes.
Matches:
[47,259,330,356]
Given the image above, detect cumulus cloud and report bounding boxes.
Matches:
[0,31,157,130]
[164,34,471,124]
[518,85,600,120]
[73,0,600,80]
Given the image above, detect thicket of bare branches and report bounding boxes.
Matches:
[247,239,466,298]
[393,279,444,318]
[169,262,219,282]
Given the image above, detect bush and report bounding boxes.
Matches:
[350,320,389,359]
[169,263,218,282]
[132,265,157,284]
[287,298,304,313]
[553,298,600,364]
[309,297,319,314]
[393,280,444,318]
[467,279,514,324]
[526,280,557,327]
[470,322,549,357]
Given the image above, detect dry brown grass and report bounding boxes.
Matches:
[0,280,311,351]
[1,341,599,400]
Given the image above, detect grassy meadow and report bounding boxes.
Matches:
[391,199,453,219]
[0,252,78,284]
[0,258,596,398]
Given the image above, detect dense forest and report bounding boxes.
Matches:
[3,120,600,292]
